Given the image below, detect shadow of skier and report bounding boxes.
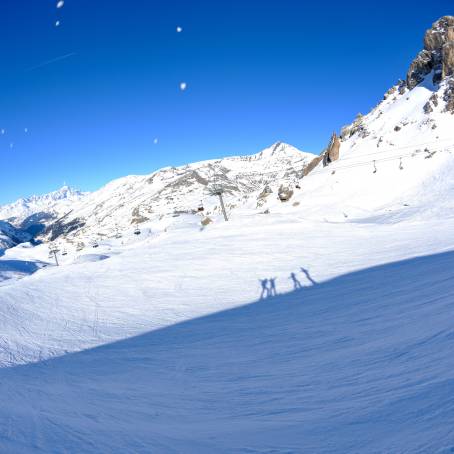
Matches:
[300,267,317,285]
[289,272,302,290]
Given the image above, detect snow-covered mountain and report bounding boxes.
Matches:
[0,144,314,250]
[284,15,454,224]
[0,220,31,254]
[39,142,315,243]
[0,185,86,232]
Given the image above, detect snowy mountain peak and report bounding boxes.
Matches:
[255,142,306,160]
[22,185,85,204]
[0,185,87,227]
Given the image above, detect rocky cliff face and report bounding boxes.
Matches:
[308,16,454,178]
[323,132,341,165]
[407,16,454,89]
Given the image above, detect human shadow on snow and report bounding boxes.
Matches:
[260,267,317,298]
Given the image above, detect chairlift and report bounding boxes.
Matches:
[197,200,205,212]
[92,241,99,249]
[373,160,377,174]
[134,226,141,235]
[293,176,301,189]
[62,249,68,256]
[399,157,404,170]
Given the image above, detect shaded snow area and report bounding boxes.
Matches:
[1,207,454,452]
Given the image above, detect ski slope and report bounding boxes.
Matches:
[1,189,454,452]
[2,100,454,451]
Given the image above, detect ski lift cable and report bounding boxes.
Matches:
[253,144,454,179]
[298,140,454,174]
[89,140,454,219]
[310,153,416,174]
[210,142,454,182]
[335,138,454,163]
[308,149,440,176]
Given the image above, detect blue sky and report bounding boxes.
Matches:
[0,0,452,204]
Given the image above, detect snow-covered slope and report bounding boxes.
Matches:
[291,16,454,224]
[1,200,454,452]
[294,76,454,224]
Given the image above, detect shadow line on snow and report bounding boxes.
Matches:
[1,251,454,451]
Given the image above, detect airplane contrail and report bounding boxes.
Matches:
[25,52,77,72]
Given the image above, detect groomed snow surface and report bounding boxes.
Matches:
[2,191,454,452]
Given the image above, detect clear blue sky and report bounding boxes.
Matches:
[1,0,452,204]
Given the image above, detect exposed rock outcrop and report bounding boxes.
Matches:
[322,132,341,166]
[443,79,454,113]
[303,155,324,176]
[423,92,440,114]
[131,206,149,224]
[407,50,433,89]
[301,132,341,176]
[340,113,369,140]
[407,16,454,89]
[201,216,212,226]
[398,80,407,95]
[277,185,293,202]
[443,41,454,78]
[46,218,86,242]
[327,132,340,162]
[423,101,434,114]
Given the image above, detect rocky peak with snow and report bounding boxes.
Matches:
[331,16,454,158]
[255,142,304,159]
[407,16,454,91]
[18,185,84,206]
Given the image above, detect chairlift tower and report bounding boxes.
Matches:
[49,244,60,266]
[209,183,228,222]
